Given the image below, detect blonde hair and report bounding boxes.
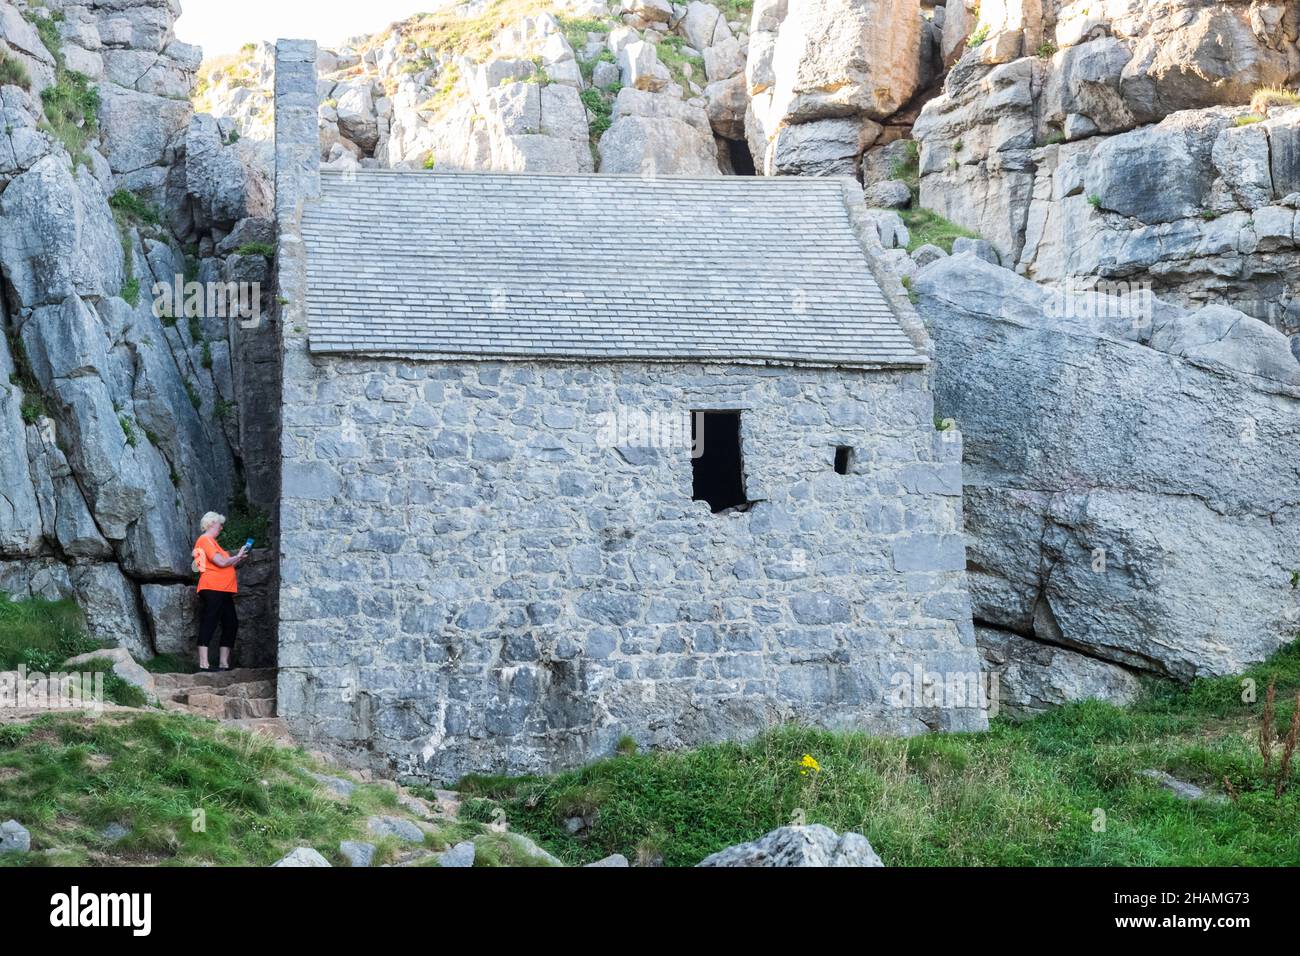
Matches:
[200,512,226,533]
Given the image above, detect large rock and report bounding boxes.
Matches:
[98,84,193,176]
[180,113,274,232]
[764,116,880,177]
[977,626,1144,716]
[768,0,921,124]
[698,825,884,867]
[914,255,1300,680]
[598,87,721,175]
[271,847,331,867]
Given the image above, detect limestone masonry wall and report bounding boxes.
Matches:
[275,355,986,780]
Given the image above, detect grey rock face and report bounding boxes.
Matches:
[0,157,123,309]
[180,114,274,232]
[271,847,331,867]
[599,88,721,175]
[915,255,1300,680]
[698,824,884,867]
[586,853,631,867]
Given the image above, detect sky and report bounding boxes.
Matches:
[174,0,448,59]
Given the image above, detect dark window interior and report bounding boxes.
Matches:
[692,411,749,513]
[834,446,853,475]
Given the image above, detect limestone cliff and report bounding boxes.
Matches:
[0,0,274,663]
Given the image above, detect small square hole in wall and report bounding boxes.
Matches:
[692,410,750,513]
[834,446,853,475]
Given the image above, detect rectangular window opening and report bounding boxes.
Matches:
[691,410,751,513]
[834,446,853,475]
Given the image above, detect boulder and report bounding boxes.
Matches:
[63,646,156,697]
[764,116,879,177]
[438,841,476,868]
[599,88,721,175]
[768,0,921,124]
[271,847,331,867]
[698,825,884,867]
[586,853,631,867]
[0,819,30,854]
[914,255,1300,680]
[367,815,424,844]
[863,179,911,209]
[339,840,376,867]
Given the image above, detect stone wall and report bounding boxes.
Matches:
[275,356,986,780]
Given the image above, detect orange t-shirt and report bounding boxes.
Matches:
[193,536,238,594]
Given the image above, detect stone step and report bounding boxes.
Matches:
[152,668,278,691]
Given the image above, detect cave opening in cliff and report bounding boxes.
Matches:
[726,138,756,176]
[692,410,750,513]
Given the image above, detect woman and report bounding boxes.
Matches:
[193,512,249,672]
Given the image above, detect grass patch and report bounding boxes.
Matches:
[5,330,48,425]
[0,713,402,865]
[234,241,276,259]
[0,50,31,90]
[1233,113,1265,127]
[0,594,97,673]
[27,9,100,166]
[1249,86,1300,114]
[480,643,1300,867]
[655,35,704,91]
[900,207,979,254]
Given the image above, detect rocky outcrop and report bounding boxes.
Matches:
[915,254,1300,685]
[197,1,749,177]
[745,0,941,177]
[0,0,275,665]
[914,1,1300,331]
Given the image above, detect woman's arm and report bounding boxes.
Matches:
[209,547,247,568]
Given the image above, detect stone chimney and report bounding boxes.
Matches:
[273,39,321,228]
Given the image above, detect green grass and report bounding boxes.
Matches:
[0,595,98,673]
[900,207,979,254]
[655,35,704,91]
[468,643,1300,867]
[108,189,162,228]
[0,50,31,90]
[234,241,276,259]
[0,712,441,866]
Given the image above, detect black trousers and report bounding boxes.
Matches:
[197,591,239,651]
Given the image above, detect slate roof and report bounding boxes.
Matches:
[301,170,926,367]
